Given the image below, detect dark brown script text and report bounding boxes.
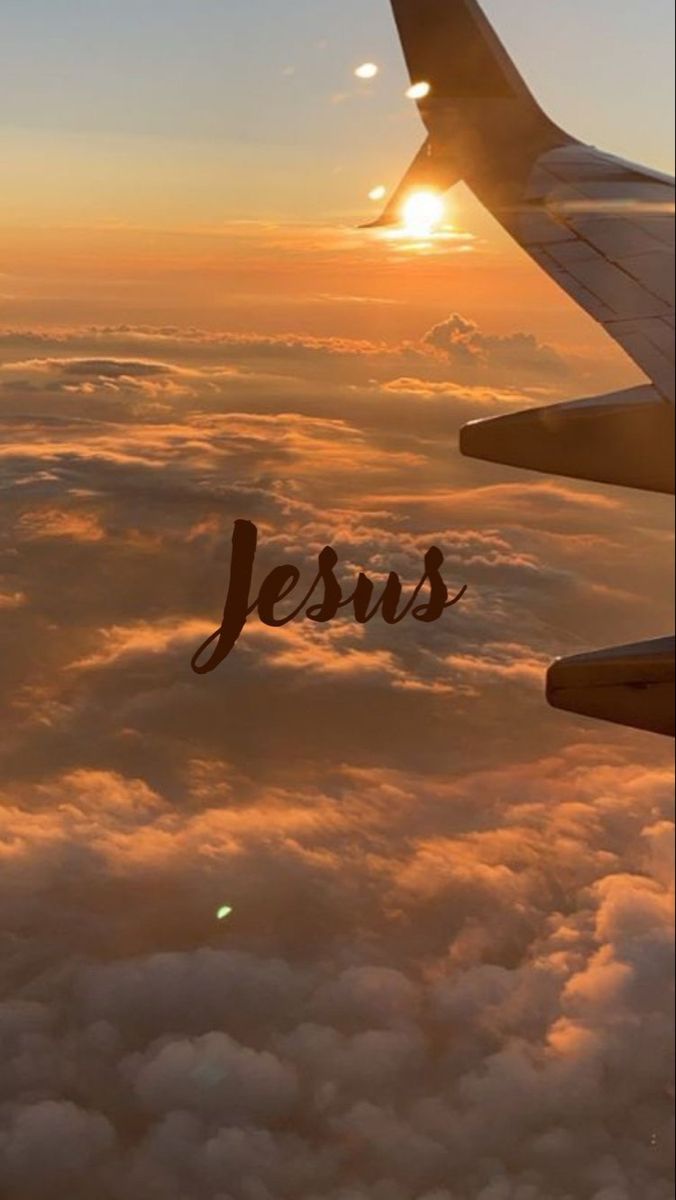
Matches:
[191,520,468,674]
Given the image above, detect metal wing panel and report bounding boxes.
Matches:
[513,144,675,399]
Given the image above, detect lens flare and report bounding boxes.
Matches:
[217,905,233,921]
[355,62,379,80]
[402,191,445,237]
[406,81,431,100]
[369,185,387,202]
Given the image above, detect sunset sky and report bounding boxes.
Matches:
[0,3,674,1199]
[1,0,675,224]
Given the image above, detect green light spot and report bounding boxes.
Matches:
[217,906,233,921]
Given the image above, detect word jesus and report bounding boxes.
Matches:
[191,520,467,674]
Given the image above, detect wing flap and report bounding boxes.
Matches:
[547,638,676,737]
[460,385,675,494]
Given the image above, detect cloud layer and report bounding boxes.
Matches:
[0,318,673,1199]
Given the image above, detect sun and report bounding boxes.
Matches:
[401,191,445,237]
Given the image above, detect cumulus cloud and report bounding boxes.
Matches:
[0,753,673,1199]
[0,319,673,1199]
[424,314,569,378]
[0,318,574,401]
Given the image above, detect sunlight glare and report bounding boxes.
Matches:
[402,191,445,237]
[406,81,432,100]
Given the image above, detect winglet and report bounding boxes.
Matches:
[363,139,461,228]
[390,0,539,109]
[369,0,571,230]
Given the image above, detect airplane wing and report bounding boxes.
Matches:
[379,0,675,736]
[383,0,675,398]
[509,143,675,403]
